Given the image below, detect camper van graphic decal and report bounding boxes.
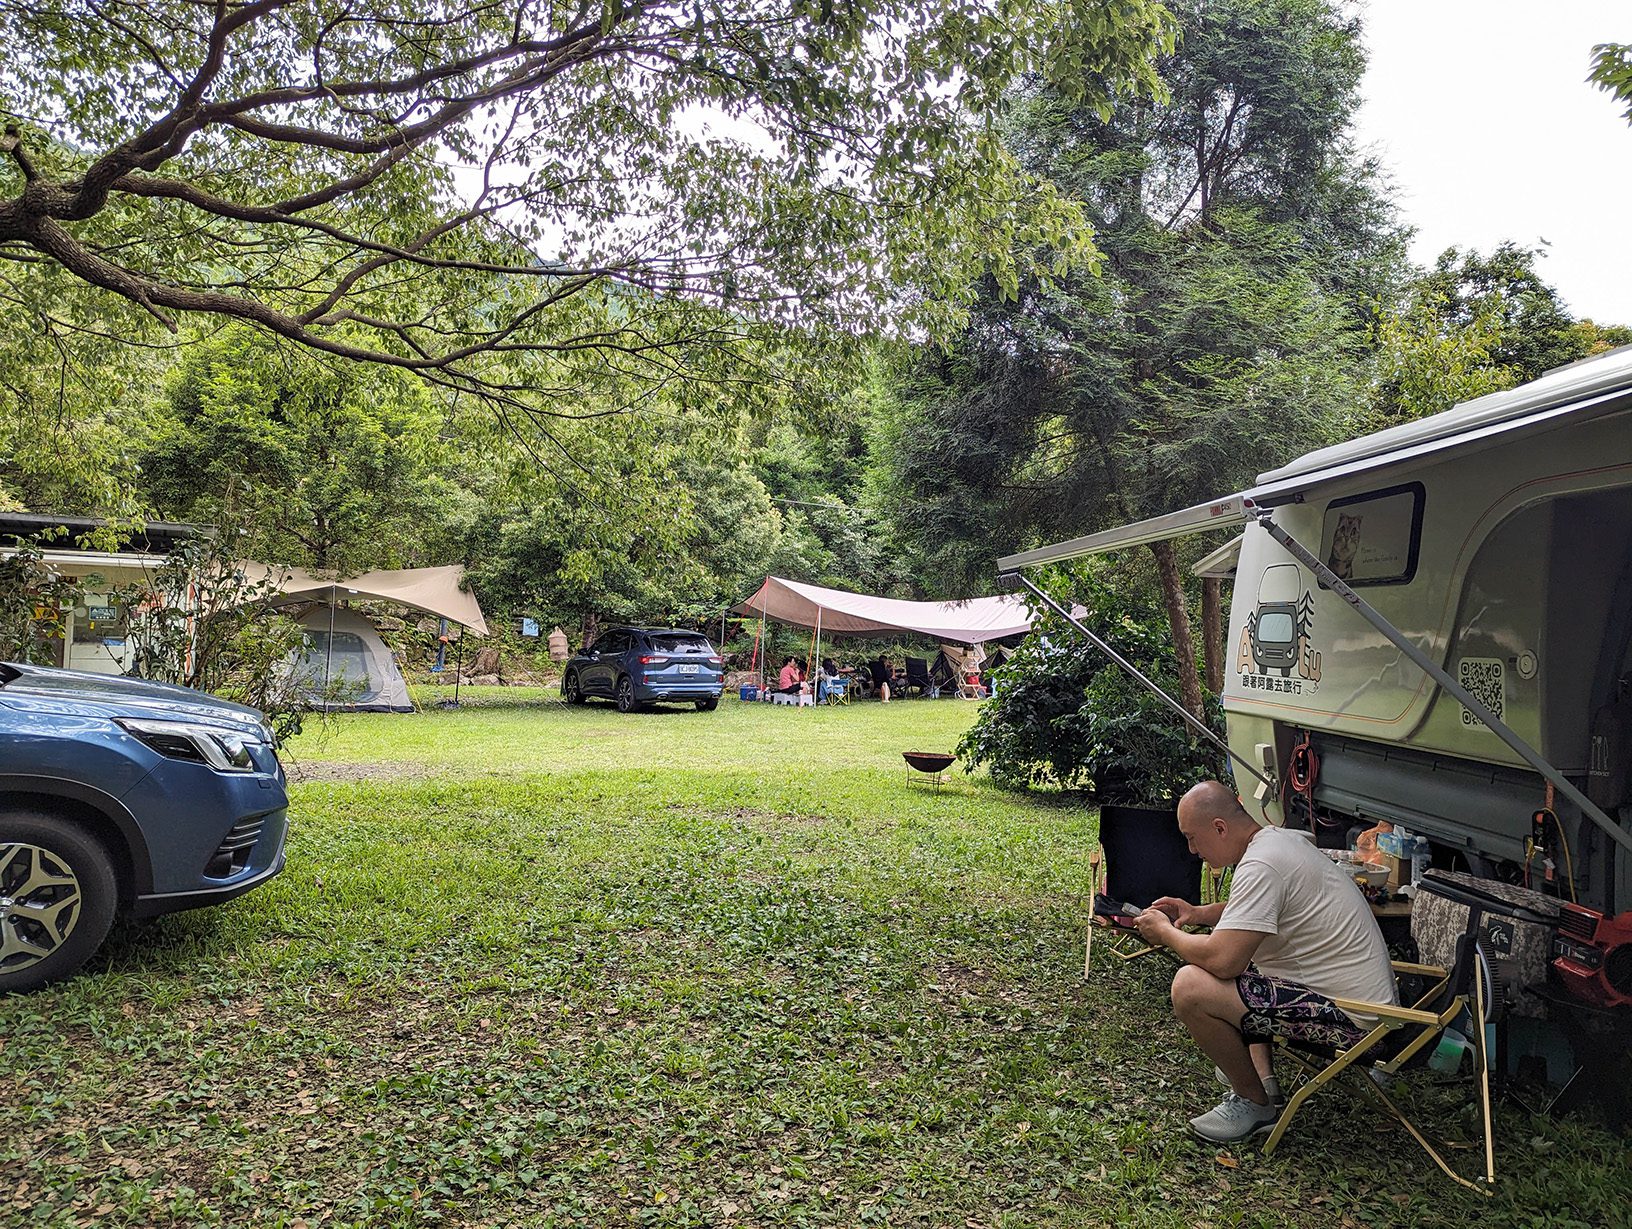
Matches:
[1236,564,1321,695]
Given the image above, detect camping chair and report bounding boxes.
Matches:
[902,656,937,698]
[819,673,849,705]
[1262,886,1499,1193]
[1085,804,1205,972]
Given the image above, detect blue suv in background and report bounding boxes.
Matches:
[0,662,288,992]
[561,627,725,712]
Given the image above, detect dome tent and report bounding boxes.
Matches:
[287,605,412,713]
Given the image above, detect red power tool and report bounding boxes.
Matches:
[1552,902,1632,1010]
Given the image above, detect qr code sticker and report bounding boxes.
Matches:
[1458,657,1505,727]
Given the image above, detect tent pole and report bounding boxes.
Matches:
[814,607,822,704]
[453,632,463,706]
[324,584,336,710]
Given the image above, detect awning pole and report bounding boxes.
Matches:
[815,607,823,703]
[1002,572,1273,794]
[1246,506,1632,859]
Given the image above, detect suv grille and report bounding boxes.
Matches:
[204,815,264,878]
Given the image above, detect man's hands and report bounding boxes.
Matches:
[1133,906,1179,945]
[1132,896,1220,947]
[1147,896,1199,926]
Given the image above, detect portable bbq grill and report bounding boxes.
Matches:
[902,750,956,790]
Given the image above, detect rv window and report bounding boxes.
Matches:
[1319,482,1424,587]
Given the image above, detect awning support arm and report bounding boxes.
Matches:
[1003,572,1274,794]
[1247,505,1632,860]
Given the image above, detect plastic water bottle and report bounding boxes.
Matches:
[1403,842,1429,887]
[1429,1026,1469,1074]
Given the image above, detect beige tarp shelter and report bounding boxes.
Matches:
[245,564,488,635]
[734,576,1032,643]
[241,564,487,712]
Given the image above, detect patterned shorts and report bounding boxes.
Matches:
[1235,968,1369,1049]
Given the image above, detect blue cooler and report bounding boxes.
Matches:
[739,684,759,701]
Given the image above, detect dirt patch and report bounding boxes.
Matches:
[283,759,442,784]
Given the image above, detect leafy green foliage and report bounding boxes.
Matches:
[958,572,1225,801]
[882,0,1393,593]
[114,517,317,741]
[1369,291,1517,423]
[1590,43,1632,123]
[1368,243,1631,424]
[0,269,167,514]
[0,0,1175,444]
[0,537,88,664]
[139,328,458,573]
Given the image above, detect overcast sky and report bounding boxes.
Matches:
[1351,2,1632,324]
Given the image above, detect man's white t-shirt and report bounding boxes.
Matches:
[1218,827,1398,1024]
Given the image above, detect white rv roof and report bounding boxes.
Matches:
[999,345,1632,572]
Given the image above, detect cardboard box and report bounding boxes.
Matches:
[1382,853,1406,892]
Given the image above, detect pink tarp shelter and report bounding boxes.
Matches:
[734,576,1033,692]
[734,576,1032,643]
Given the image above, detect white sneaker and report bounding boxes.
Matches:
[1188,1093,1280,1143]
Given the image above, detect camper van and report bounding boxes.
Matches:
[999,345,1632,1022]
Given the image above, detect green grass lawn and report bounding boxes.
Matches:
[4,693,1627,1228]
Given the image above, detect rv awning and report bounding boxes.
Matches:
[999,344,1632,573]
[1192,535,1242,579]
[245,564,488,635]
[734,576,1032,643]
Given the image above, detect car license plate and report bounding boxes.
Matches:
[679,664,699,674]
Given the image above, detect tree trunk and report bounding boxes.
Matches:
[1202,576,1224,694]
[1150,539,1205,721]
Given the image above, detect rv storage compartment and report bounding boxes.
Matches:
[1413,870,1560,1019]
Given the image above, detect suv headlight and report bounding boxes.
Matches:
[117,718,260,772]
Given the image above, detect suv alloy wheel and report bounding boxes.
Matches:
[0,810,118,994]
[615,676,641,714]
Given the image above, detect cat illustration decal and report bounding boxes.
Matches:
[1327,512,1362,580]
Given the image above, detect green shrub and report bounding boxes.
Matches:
[958,571,1223,803]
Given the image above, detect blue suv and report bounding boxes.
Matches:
[561,627,725,712]
[0,662,288,992]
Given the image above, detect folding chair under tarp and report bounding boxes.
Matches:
[1085,803,1205,971]
[1264,877,1500,1192]
[902,656,937,698]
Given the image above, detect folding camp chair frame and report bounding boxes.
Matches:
[1085,848,1171,970]
[1264,949,1497,1193]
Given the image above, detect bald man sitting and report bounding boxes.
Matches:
[1132,780,1398,1143]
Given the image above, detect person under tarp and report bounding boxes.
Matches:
[733,576,1030,700]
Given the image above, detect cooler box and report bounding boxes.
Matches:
[1412,870,1559,1018]
[739,685,759,701]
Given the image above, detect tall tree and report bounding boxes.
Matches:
[885,0,1399,717]
[139,328,458,572]
[1369,243,1632,424]
[0,0,1172,446]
